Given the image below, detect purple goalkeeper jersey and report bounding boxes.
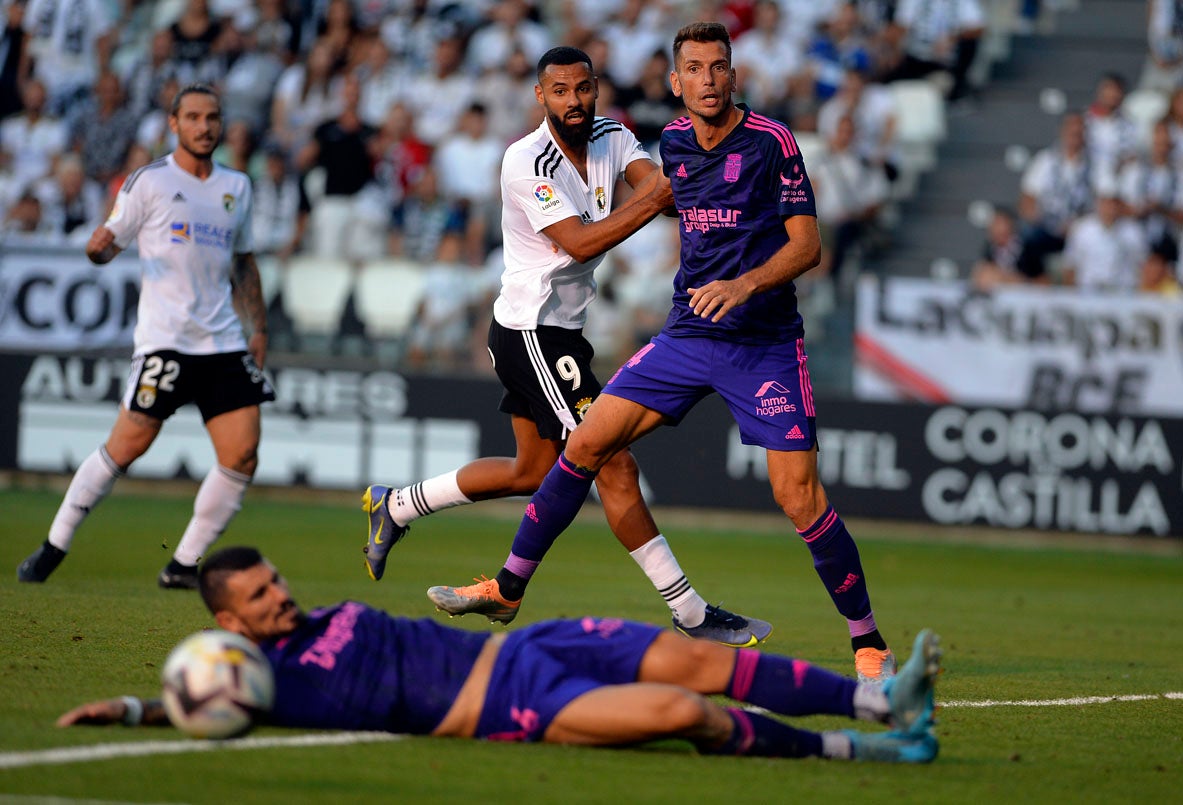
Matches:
[660,104,817,344]
[258,602,490,734]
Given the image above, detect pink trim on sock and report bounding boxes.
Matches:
[726,708,755,755]
[557,454,595,480]
[729,648,760,700]
[847,613,878,638]
[797,506,838,542]
[791,658,810,688]
[504,553,541,579]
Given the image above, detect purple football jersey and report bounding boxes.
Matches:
[661,105,817,344]
[258,603,490,733]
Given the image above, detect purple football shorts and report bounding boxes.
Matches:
[475,618,663,742]
[604,332,817,451]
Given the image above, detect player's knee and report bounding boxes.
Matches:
[565,430,615,471]
[773,482,825,525]
[659,690,714,734]
[224,448,258,477]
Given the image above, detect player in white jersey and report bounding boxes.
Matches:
[17,85,274,590]
[361,47,772,648]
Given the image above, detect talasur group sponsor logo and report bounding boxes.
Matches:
[679,207,742,234]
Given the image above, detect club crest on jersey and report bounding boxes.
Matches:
[533,182,562,212]
[575,396,594,420]
[170,221,191,243]
[222,194,235,213]
[724,153,742,182]
[595,186,606,212]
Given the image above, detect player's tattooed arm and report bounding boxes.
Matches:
[57,696,169,727]
[231,252,269,368]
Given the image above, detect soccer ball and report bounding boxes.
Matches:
[160,630,275,739]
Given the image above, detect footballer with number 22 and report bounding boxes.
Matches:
[16,84,275,590]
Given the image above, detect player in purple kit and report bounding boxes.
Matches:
[58,546,942,763]
[428,22,897,683]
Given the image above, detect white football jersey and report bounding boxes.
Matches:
[494,116,650,330]
[105,154,254,355]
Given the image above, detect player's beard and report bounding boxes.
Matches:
[180,133,219,161]
[549,108,594,149]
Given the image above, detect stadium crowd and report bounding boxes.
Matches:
[0,0,1178,371]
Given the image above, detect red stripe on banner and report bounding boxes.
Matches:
[854,333,954,404]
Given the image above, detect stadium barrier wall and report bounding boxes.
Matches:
[2,353,1179,538]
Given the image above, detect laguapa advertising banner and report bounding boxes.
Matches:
[853,276,1183,417]
[2,354,1180,537]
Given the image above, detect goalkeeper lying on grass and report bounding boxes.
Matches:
[59,546,942,762]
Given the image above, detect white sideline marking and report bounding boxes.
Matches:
[0,731,404,770]
[941,692,1183,708]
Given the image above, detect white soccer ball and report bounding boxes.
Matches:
[160,630,275,739]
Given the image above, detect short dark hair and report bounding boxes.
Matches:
[170,83,221,117]
[1098,72,1127,92]
[672,22,732,65]
[199,546,263,613]
[537,46,593,82]
[1151,232,1179,264]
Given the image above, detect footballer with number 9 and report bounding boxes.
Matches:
[59,546,942,763]
[16,84,275,590]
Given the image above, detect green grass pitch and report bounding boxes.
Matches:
[2,483,1181,803]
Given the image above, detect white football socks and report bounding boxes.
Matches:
[172,465,251,566]
[629,535,708,627]
[47,447,123,551]
[821,731,855,760]
[852,682,892,723]
[389,469,472,527]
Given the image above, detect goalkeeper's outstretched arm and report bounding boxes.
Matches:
[56,696,169,727]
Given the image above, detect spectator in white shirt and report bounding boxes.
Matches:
[1084,72,1139,180]
[0,77,68,192]
[1018,111,1095,279]
[269,39,343,153]
[1062,185,1148,291]
[22,0,114,114]
[33,151,104,245]
[356,36,407,129]
[433,101,504,263]
[810,114,890,291]
[732,0,807,116]
[252,144,310,259]
[398,35,477,146]
[1118,118,1183,249]
[817,66,899,182]
[1142,0,1183,93]
[474,47,537,144]
[466,0,549,75]
[601,0,668,90]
